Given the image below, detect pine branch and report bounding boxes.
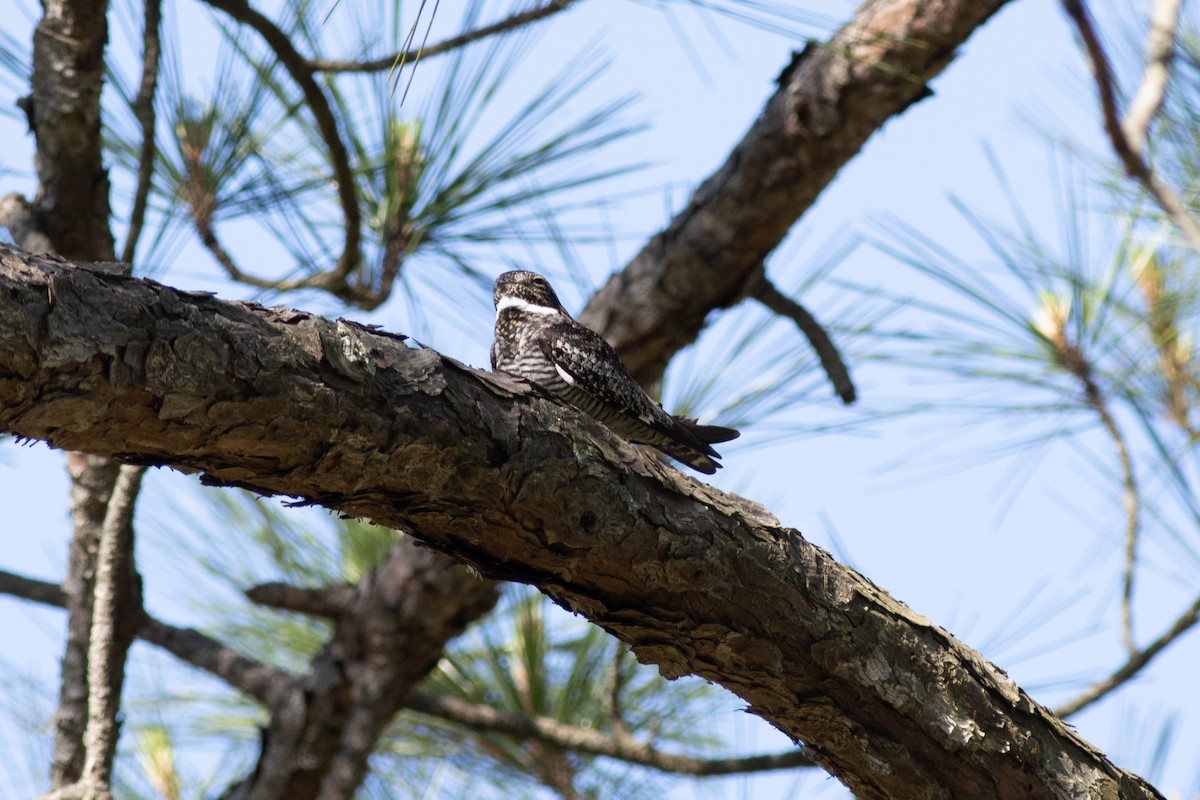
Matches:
[200,0,362,286]
[1074,353,1139,653]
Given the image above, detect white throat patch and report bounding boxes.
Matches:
[496,295,561,318]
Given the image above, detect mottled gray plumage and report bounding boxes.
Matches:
[490,270,739,474]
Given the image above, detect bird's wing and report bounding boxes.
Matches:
[536,320,727,473]
[537,321,661,427]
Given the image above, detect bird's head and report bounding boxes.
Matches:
[493,270,568,317]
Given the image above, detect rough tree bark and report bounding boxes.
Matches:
[220,540,499,800]
[580,0,1012,385]
[27,0,114,260]
[0,248,1164,800]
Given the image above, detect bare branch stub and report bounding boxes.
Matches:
[0,193,56,253]
[245,581,356,618]
[752,275,856,404]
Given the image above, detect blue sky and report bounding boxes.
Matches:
[2,0,1198,797]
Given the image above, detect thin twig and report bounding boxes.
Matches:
[1122,0,1182,155]
[405,692,816,775]
[192,198,384,306]
[119,0,163,265]
[1097,389,1140,656]
[752,276,857,404]
[1062,0,1200,254]
[1057,339,1140,654]
[201,0,362,282]
[309,0,579,73]
[0,568,294,708]
[1055,593,1200,718]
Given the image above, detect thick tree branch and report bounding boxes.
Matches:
[0,248,1164,800]
[579,0,1013,386]
[308,0,580,73]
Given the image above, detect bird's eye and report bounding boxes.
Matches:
[533,278,548,288]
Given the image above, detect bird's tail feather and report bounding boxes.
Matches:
[674,417,740,445]
[651,417,740,474]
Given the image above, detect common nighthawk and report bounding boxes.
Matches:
[490,270,739,474]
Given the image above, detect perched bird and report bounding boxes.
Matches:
[490,270,739,474]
